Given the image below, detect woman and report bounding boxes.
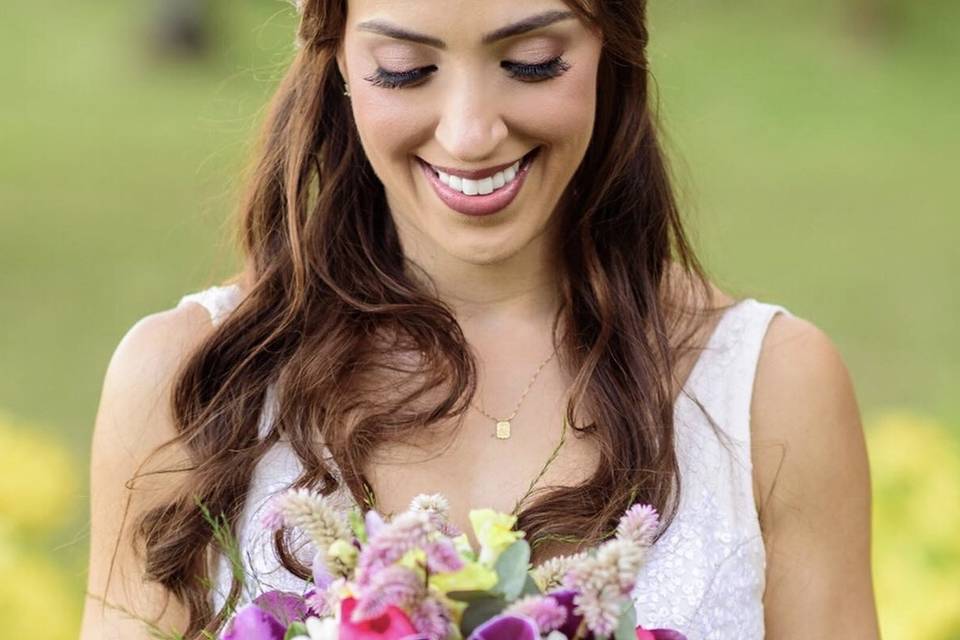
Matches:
[80,1,880,638]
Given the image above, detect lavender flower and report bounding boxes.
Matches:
[408,594,454,640]
[352,564,425,622]
[423,538,465,574]
[354,511,434,589]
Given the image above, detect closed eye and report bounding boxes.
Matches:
[363,56,571,89]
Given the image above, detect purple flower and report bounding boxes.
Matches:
[502,594,568,633]
[220,602,285,640]
[467,613,540,640]
[545,589,584,639]
[251,590,309,626]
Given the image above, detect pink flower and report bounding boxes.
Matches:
[338,596,424,640]
[636,627,687,639]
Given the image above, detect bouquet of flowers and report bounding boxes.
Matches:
[218,490,685,640]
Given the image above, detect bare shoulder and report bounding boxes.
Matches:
[750,312,881,636]
[751,313,862,519]
[106,302,215,406]
[81,302,216,639]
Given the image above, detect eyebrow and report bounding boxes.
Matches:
[355,10,576,50]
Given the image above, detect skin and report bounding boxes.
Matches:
[80,0,880,637]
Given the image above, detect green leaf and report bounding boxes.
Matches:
[613,598,637,640]
[493,540,531,600]
[519,573,542,597]
[460,595,508,637]
[445,589,498,603]
[348,507,367,544]
[284,621,308,640]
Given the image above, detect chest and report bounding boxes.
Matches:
[359,367,601,552]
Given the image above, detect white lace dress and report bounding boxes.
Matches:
[177,283,793,639]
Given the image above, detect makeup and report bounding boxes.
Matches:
[417,147,540,217]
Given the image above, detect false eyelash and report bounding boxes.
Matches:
[501,55,571,82]
[364,65,437,89]
[364,55,572,90]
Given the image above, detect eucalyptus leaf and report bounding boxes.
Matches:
[614,598,638,640]
[493,539,531,600]
[460,594,508,637]
[519,573,542,597]
[445,589,498,603]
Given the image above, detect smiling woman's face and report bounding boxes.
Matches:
[337,0,603,266]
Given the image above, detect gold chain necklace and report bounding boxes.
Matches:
[472,346,558,439]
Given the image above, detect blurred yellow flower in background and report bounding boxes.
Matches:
[866,410,960,639]
[0,411,80,639]
[0,412,75,531]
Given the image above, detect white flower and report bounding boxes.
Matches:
[306,615,339,640]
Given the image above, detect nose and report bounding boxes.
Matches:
[434,76,509,164]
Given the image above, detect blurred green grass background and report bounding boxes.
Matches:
[0,0,957,636]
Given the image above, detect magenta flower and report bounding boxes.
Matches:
[501,594,567,633]
[339,595,423,640]
[635,628,687,640]
[544,588,584,639]
[466,613,539,640]
[220,602,285,640]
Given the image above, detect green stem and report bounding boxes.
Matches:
[511,413,569,517]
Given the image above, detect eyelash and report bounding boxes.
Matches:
[363,55,571,89]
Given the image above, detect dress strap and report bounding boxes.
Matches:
[688,298,795,526]
[176,283,243,327]
[718,299,794,433]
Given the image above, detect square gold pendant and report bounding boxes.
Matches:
[495,420,511,439]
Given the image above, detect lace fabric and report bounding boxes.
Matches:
[176,284,792,637]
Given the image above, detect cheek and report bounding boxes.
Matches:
[510,65,598,159]
[352,89,433,167]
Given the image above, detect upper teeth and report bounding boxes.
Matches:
[435,159,522,196]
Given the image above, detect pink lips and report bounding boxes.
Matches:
[418,149,537,217]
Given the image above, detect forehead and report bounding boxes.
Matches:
[344,0,580,47]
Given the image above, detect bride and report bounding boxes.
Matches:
[80,1,880,638]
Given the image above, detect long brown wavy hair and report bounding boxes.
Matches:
[128,0,736,636]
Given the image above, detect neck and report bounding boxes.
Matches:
[397,222,562,327]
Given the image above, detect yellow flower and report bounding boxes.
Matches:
[867,409,960,639]
[429,558,498,594]
[0,412,75,531]
[468,508,524,566]
[328,538,358,569]
[0,528,80,640]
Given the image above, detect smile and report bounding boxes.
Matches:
[417,147,540,217]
